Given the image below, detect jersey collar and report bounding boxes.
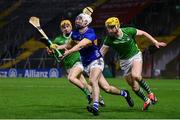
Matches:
[63,32,72,39]
[116,28,123,39]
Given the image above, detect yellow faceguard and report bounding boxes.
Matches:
[60,20,72,28]
[105,17,120,28]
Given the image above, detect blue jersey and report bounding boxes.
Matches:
[71,27,102,66]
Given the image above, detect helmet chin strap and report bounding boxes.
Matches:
[76,21,88,30]
[76,24,84,29]
[79,26,88,34]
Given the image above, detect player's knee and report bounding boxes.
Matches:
[102,85,111,93]
[131,84,139,91]
[131,74,142,81]
[89,78,98,84]
[89,80,99,89]
[88,81,93,86]
[89,81,93,85]
[68,75,74,83]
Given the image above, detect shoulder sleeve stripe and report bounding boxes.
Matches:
[83,38,92,43]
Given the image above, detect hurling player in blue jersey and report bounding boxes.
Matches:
[51,12,134,116]
[66,13,103,116]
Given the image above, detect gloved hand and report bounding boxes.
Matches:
[50,44,58,49]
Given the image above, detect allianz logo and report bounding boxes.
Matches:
[24,70,48,78]
[8,68,17,77]
[24,68,59,78]
[49,68,59,78]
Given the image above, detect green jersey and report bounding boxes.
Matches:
[52,35,81,69]
[104,27,140,59]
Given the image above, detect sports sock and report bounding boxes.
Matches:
[120,90,127,97]
[81,88,91,96]
[99,95,103,101]
[138,79,152,94]
[134,88,148,102]
[93,101,99,110]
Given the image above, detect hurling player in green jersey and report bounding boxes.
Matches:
[100,17,166,111]
[47,20,105,106]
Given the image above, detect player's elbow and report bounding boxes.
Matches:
[137,30,147,36]
[141,31,150,37]
[100,50,104,56]
[100,49,107,57]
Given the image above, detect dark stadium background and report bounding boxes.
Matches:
[0,0,179,78]
[0,0,180,119]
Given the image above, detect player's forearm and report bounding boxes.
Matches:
[137,30,158,45]
[69,45,81,53]
[57,43,72,50]
[62,44,81,57]
[143,32,158,44]
[100,45,109,57]
[68,38,90,53]
[67,38,91,54]
[100,48,106,57]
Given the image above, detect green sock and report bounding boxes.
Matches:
[99,95,103,101]
[138,79,152,94]
[134,88,148,102]
[81,88,91,96]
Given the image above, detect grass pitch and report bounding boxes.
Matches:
[0,77,180,119]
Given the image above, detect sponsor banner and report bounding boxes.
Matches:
[0,68,61,78]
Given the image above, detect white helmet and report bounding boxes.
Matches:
[76,13,92,26]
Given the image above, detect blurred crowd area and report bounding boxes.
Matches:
[0,0,179,78]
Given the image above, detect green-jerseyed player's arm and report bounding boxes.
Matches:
[100,44,109,57]
[136,29,167,48]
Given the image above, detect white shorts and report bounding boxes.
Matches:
[66,61,84,74]
[83,57,104,76]
[120,52,142,76]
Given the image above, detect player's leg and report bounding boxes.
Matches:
[68,66,84,88]
[79,74,92,92]
[125,75,150,110]
[79,70,105,106]
[121,56,149,110]
[78,73,92,104]
[131,59,152,110]
[133,52,157,104]
[68,65,91,102]
[86,58,104,116]
[99,94,105,107]
[98,73,134,107]
[87,67,101,116]
[132,59,157,104]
